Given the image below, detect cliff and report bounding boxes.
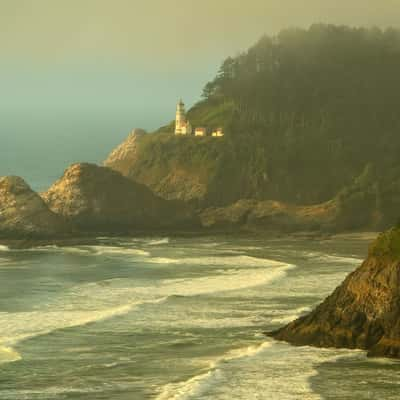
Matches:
[41,163,197,232]
[200,199,337,232]
[103,128,147,172]
[269,227,400,359]
[105,25,400,230]
[104,130,231,205]
[0,176,67,238]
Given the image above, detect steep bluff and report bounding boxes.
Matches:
[0,176,67,238]
[105,26,400,230]
[104,131,233,205]
[42,163,197,232]
[270,227,400,359]
[104,128,147,172]
[200,199,337,232]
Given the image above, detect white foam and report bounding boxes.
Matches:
[159,344,358,400]
[158,266,294,297]
[306,252,363,265]
[270,306,312,325]
[33,245,150,257]
[0,257,293,364]
[147,238,170,246]
[0,245,10,252]
[0,346,21,364]
[156,342,273,400]
[0,297,167,364]
[85,245,150,257]
[149,255,289,269]
[150,257,179,264]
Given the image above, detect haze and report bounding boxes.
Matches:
[1,0,400,189]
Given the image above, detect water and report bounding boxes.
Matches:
[0,109,159,193]
[1,233,399,399]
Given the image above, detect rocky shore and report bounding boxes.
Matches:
[0,159,350,241]
[0,163,198,241]
[269,227,400,359]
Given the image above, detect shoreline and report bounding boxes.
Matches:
[0,229,378,250]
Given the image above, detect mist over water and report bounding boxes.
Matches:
[0,110,143,191]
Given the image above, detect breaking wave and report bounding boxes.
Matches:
[149,255,289,268]
[269,306,312,325]
[147,238,170,246]
[156,341,273,400]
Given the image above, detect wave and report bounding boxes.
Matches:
[147,238,170,246]
[159,266,294,297]
[149,255,289,268]
[0,346,21,364]
[0,257,292,365]
[30,245,150,257]
[269,306,312,325]
[0,245,10,252]
[156,342,359,400]
[0,296,167,365]
[305,251,364,265]
[156,341,273,400]
[84,246,150,257]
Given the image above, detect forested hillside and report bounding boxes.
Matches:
[106,25,400,230]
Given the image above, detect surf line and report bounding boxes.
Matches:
[0,297,168,365]
[156,341,273,400]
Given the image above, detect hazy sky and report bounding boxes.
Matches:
[2,1,400,117]
[2,0,400,189]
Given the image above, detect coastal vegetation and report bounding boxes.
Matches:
[106,25,400,231]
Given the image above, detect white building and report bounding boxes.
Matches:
[174,99,224,138]
[175,100,192,135]
[211,127,224,137]
[194,127,207,137]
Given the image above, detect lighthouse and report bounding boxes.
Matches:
[175,100,192,135]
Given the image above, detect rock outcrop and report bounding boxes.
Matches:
[200,199,337,232]
[105,131,227,205]
[0,176,67,238]
[103,128,147,171]
[42,163,196,232]
[269,227,400,359]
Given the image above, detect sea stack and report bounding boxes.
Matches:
[41,163,196,232]
[0,176,67,238]
[269,227,400,359]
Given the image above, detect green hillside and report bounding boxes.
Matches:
[107,24,400,230]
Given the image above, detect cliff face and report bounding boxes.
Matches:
[270,228,400,359]
[200,199,337,232]
[104,131,230,205]
[103,128,146,172]
[0,176,67,238]
[42,163,197,232]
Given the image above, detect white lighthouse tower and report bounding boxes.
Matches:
[175,100,192,135]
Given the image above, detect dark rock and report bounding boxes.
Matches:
[0,176,67,238]
[41,163,197,233]
[200,199,337,233]
[269,227,400,359]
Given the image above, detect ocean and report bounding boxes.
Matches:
[1,233,399,399]
[0,110,145,192]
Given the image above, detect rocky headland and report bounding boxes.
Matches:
[5,26,400,239]
[0,163,199,242]
[269,227,400,359]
